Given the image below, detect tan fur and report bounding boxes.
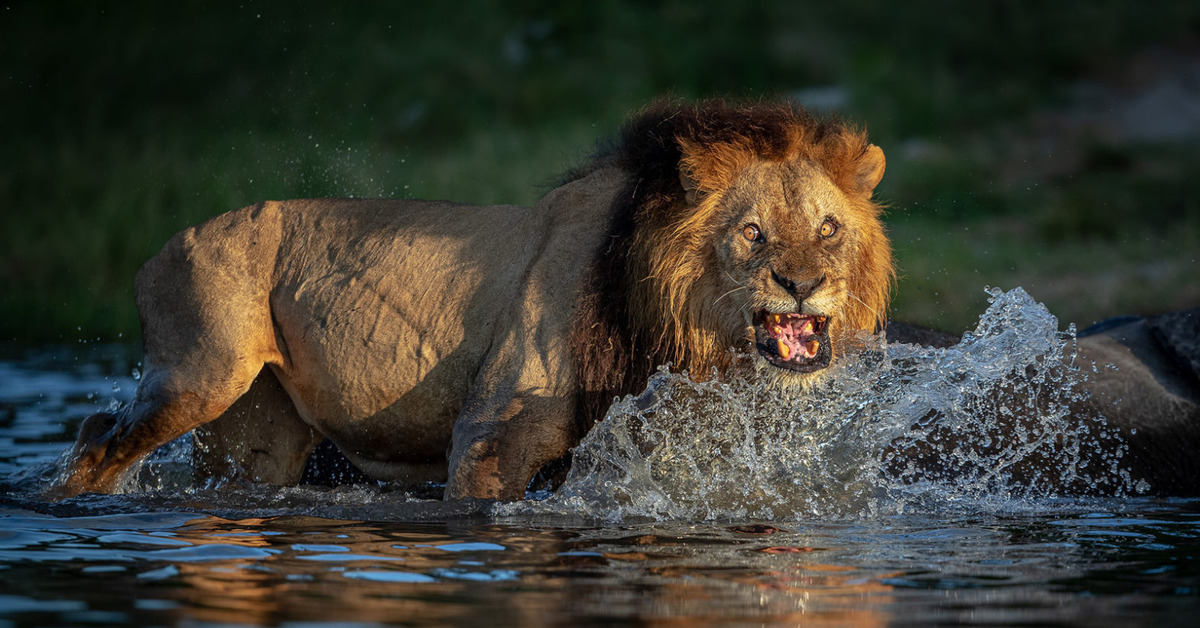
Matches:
[53,101,895,501]
[636,133,892,382]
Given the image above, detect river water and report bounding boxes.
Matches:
[2,289,1198,626]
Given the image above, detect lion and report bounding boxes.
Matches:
[53,100,894,500]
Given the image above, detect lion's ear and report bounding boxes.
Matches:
[856,144,886,194]
[679,162,705,205]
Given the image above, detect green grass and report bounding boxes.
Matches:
[3,1,1200,343]
[888,217,1200,331]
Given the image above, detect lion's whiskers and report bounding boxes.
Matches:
[847,290,881,321]
[714,285,746,306]
[713,271,749,307]
[722,270,745,286]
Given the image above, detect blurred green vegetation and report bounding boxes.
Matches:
[3,0,1200,344]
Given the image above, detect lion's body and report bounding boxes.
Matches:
[76,168,627,498]
[57,101,895,499]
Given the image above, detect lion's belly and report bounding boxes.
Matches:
[272,302,486,467]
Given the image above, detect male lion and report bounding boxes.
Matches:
[54,101,893,500]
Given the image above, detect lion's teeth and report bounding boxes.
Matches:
[777,339,791,360]
[805,340,819,356]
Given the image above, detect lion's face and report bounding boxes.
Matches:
[624,109,892,392]
[692,155,892,388]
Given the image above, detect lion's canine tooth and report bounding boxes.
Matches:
[777,339,791,360]
[806,340,819,355]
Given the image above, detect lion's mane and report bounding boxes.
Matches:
[571,100,893,429]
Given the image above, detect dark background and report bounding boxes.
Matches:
[3,0,1199,344]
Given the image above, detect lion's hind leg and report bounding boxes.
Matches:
[51,210,286,499]
[51,337,278,500]
[53,390,187,498]
[51,357,269,498]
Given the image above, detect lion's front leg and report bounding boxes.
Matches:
[445,394,578,500]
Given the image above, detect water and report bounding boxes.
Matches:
[2,288,1199,626]
[536,288,1138,522]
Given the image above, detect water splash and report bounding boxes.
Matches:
[528,288,1138,522]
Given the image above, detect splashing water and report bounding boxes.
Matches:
[528,288,1138,522]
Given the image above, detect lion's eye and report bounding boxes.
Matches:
[819,219,839,238]
[742,223,763,243]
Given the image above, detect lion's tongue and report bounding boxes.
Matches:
[767,314,820,360]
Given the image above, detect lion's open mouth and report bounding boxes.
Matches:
[754,311,832,372]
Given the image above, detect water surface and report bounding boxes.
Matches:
[2,290,1199,626]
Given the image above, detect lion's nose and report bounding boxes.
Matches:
[771,269,825,302]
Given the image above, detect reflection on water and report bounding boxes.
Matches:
[1,505,1199,626]
[1,292,1200,626]
[0,344,138,483]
